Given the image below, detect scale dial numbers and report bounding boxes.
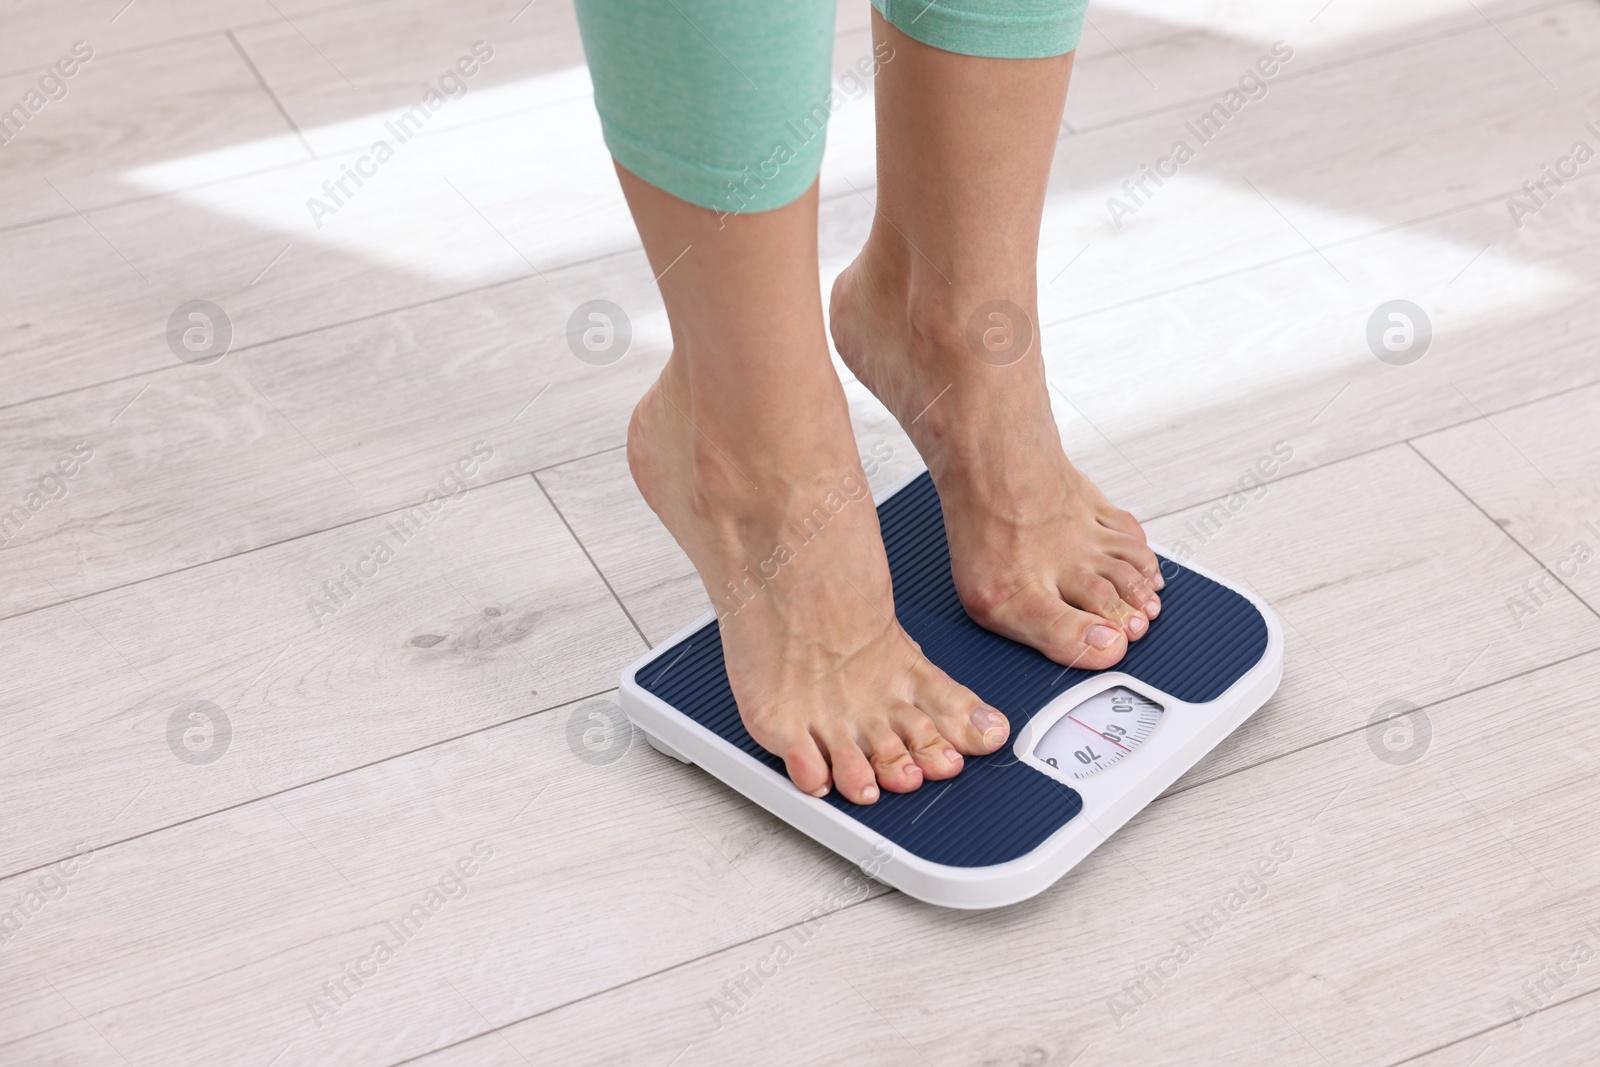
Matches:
[1032,686,1165,779]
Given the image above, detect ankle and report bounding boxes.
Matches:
[910,280,1040,367]
[854,237,1039,372]
[663,380,859,507]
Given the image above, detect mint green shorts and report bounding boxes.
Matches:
[574,0,1089,216]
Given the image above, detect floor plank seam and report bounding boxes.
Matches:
[0,684,622,887]
[0,272,549,416]
[530,470,654,650]
[0,447,634,627]
[1060,0,1582,142]
[10,639,1598,1047]
[0,17,875,238]
[381,887,896,1067]
[14,154,1580,422]
[0,0,402,81]
[12,373,1598,635]
[1406,439,1600,622]
[1382,981,1600,1067]
[1131,374,1600,528]
[225,28,317,162]
[6,127,1592,424]
[1161,643,1600,801]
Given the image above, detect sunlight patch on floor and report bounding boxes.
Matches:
[1092,0,1488,48]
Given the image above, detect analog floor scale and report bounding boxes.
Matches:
[619,468,1284,909]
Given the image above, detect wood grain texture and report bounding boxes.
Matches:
[0,0,375,75]
[1413,381,1600,614]
[399,651,1600,1067]
[1404,987,1600,1067]
[0,33,309,231]
[0,245,668,617]
[0,476,644,879]
[541,435,1600,795]
[0,689,886,1064]
[2,1,1598,1065]
[1145,442,1600,790]
[1063,0,1576,133]
[229,0,590,157]
[0,130,653,407]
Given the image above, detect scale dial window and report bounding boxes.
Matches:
[1032,686,1164,779]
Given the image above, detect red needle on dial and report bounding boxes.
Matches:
[1066,714,1132,753]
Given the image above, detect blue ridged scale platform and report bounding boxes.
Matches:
[634,472,1272,871]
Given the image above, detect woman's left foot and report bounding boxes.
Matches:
[830,250,1163,671]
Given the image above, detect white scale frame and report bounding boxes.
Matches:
[619,468,1285,910]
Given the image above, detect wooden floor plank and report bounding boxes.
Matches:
[399,650,1600,1067]
[0,476,643,879]
[1148,444,1600,790]
[229,0,589,158]
[0,0,309,75]
[0,33,309,231]
[6,0,1594,408]
[540,437,1600,796]
[1412,381,1600,617]
[0,245,667,618]
[1403,987,1600,1067]
[1063,0,1573,133]
[3,3,1598,1065]
[0,691,883,1064]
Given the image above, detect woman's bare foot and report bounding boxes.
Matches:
[628,352,1011,804]
[828,14,1163,670]
[830,254,1163,671]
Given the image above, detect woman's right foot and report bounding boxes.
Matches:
[829,248,1162,673]
[628,354,1010,804]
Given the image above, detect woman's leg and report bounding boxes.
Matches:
[831,7,1165,672]
[575,1,1011,803]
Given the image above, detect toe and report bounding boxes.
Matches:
[1100,506,1148,543]
[821,730,882,805]
[1057,605,1130,668]
[889,705,966,781]
[775,730,832,798]
[1100,558,1159,634]
[1060,568,1146,641]
[908,660,1010,756]
[1106,527,1164,593]
[865,723,925,793]
[1100,559,1164,633]
[1063,608,1131,667]
[972,581,1129,670]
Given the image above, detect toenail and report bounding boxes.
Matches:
[812,785,830,798]
[983,726,1008,748]
[1128,616,1147,638]
[1144,597,1160,618]
[1154,572,1166,590]
[905,763,922,778]
[1086,624,1120,649]
[970,706,1005,732]
[862,785,879,801]
[944,748,961,762]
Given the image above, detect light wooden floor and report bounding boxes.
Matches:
[3,0,1598,1063]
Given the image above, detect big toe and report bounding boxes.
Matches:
[1057,564,1152,644]
[908,659,1012,757]
[970,580,1130,671]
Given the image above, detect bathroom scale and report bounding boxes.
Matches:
[619,467,1284,909]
